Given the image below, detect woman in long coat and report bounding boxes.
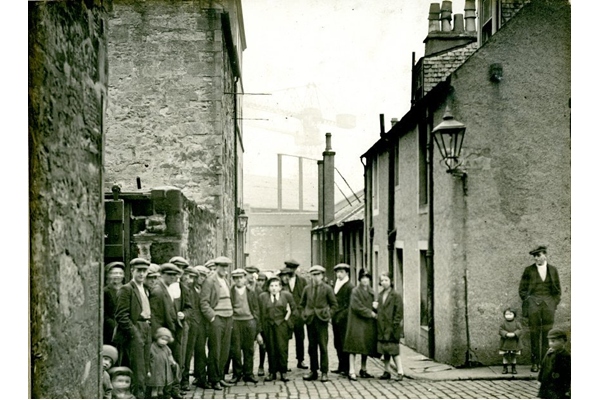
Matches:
[376,272,404,380]
[343,269,378,380]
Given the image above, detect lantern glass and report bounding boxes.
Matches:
[238,210,248,232]
[432,107,466,172]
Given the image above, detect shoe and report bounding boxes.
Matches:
[228,375,241,384]
[193,379,207,389]
[349,373,357,381]
[303,371,319,381]
[220,379,233,387]
[280,372,289,382]
[181,382,190,392]
[287,367,292,372]
[331,369,343,374]
[171,393,183,399]
[264,373,275,382]
[340,371,348,377]
[502,365,509,374]
[531,364,539,372]
[244,375,259,384]
[297,361,309,369]
[395,374,404,381]
[258,367,265,377]
[211,382,223,390]
[321,373,329,382]
[379,372,391,380]
[511,365,517,374]
[359,369,374,378]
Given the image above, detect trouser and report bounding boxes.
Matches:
[263,322,290,374]
[528,300,555,365]
[167,322,187,394]
[258,342,266,368]
[307,319,329,373]
[183,321,208,384]
[207,315,233,384]
[123,320,151,399]
[293,318,306,363]
[332,317,349,373]
[231,319,257,378]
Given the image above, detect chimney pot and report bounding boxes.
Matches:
[464,0,476,32]
[391,118,398,126]
[453,13,464,33]
[428,3,441,32]
[379,114,385,137]
[325,132,332,151]
[441,0,453,32]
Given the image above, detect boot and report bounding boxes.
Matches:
[511,364,517,374]
[502,365,508,374]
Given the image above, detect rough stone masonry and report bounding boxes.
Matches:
[29,0,110,397]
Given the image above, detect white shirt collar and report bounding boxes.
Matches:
[334,276,349,294]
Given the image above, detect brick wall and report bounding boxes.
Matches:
[29,0,109,397]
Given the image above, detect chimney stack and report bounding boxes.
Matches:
[428,3,441,32]
[391,118,399,127]
[464,0,476,32]
[440,1,453,32]
[322,133,336,225]
[379,114,385,137]
[453,14,464,33]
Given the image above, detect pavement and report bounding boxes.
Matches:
[183,327,541,399]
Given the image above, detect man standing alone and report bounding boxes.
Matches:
[518,245,562,372]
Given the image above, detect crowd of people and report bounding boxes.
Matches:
[101,257,405,399]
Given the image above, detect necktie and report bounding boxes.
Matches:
[139,285,151,319]
[272,294,276,303]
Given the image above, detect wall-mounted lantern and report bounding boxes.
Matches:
[237,208,248,232]
[432,105,468,194]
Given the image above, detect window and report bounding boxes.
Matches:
[372,156,379,215]
[479,0,500,45]
[420,250,429,327]
[418,121,428,206]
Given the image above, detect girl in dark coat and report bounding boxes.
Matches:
[343,270,378,380]
[376,272,404,381]
[499,307,523,374]
[147,327,179,399]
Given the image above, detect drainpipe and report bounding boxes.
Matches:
[234,76,239,268]
[387,124,396,278]
[426,106,436,359]
[360,155,368,274]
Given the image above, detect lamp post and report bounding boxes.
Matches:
[432,105,468,194]
[237,208,248,268]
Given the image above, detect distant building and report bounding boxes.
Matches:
[362,0,570,365]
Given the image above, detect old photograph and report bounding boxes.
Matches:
[27,0,572,398]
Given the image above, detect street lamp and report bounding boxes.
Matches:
[432,105,468,194]
[237,208,248,232]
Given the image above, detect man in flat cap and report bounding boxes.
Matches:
[199,256,234,390]
[244,266,259,292]
[282,259,309,370]
[149,262,184,398]
[185,266,211,389]
[114,257,152,398]
[331,263,354,376]
[518,245,562,372]
[144,264,161,291]
[205,259,216,275]
[104,261,125,345]
[300,265,338,382]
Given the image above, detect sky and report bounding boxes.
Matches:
[241,0,466,208]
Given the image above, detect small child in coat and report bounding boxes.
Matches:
[147,327,179,399]
[108,367,136,399]
[102,345,119,399]
[538,328,571,399]
[499,307,522,374]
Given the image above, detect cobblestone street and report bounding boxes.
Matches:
[185,328,540,399]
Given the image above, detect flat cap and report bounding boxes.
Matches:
[204,259,216,268]
[195,265,211,276]
[334,263,351,271]
[160,263,183,275]
[214,256,232,266]
[529,245,548,255]
[547,328,568,340]
[169,256,190,268]
[245,266,259,274]
[266,275,281,286]
[183,267,199,277]
[108,366,133,379]
[279,267,294,276]
[130,258,150,268]
[257,272,267,280]
[147,263,161,277]
[309,265,326,274]
[106,261,125,272]
[231,268,246,277]
[284,259,300,268]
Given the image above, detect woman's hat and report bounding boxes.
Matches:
[102,345,119,364]
[155,327,174,342]
[359,269,372,280]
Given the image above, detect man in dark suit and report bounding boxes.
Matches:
[281,259,309,369]
[149,262,184,398]
[104,261,125,345]
[331,263,354,376]
[114,257,152,399]
[199,256,234,390]
[519,245,562,372]
[300,265,338,382]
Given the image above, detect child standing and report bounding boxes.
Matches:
[499,307,523,374]
[147,327,179,399]
[102,345,119,399]
[538,328,571,399]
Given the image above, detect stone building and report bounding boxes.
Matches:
[362,0,570,366]
[29,0,110,397]
[105,0,246,266]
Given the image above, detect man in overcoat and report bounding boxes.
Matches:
[300,265,338,382]
[331,263,354,376]
[114,257,152,399]
[104,261,125,345]
[518,245,562,372]
[281,259,309,369]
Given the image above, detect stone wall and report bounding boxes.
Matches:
[29,0,109,397]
